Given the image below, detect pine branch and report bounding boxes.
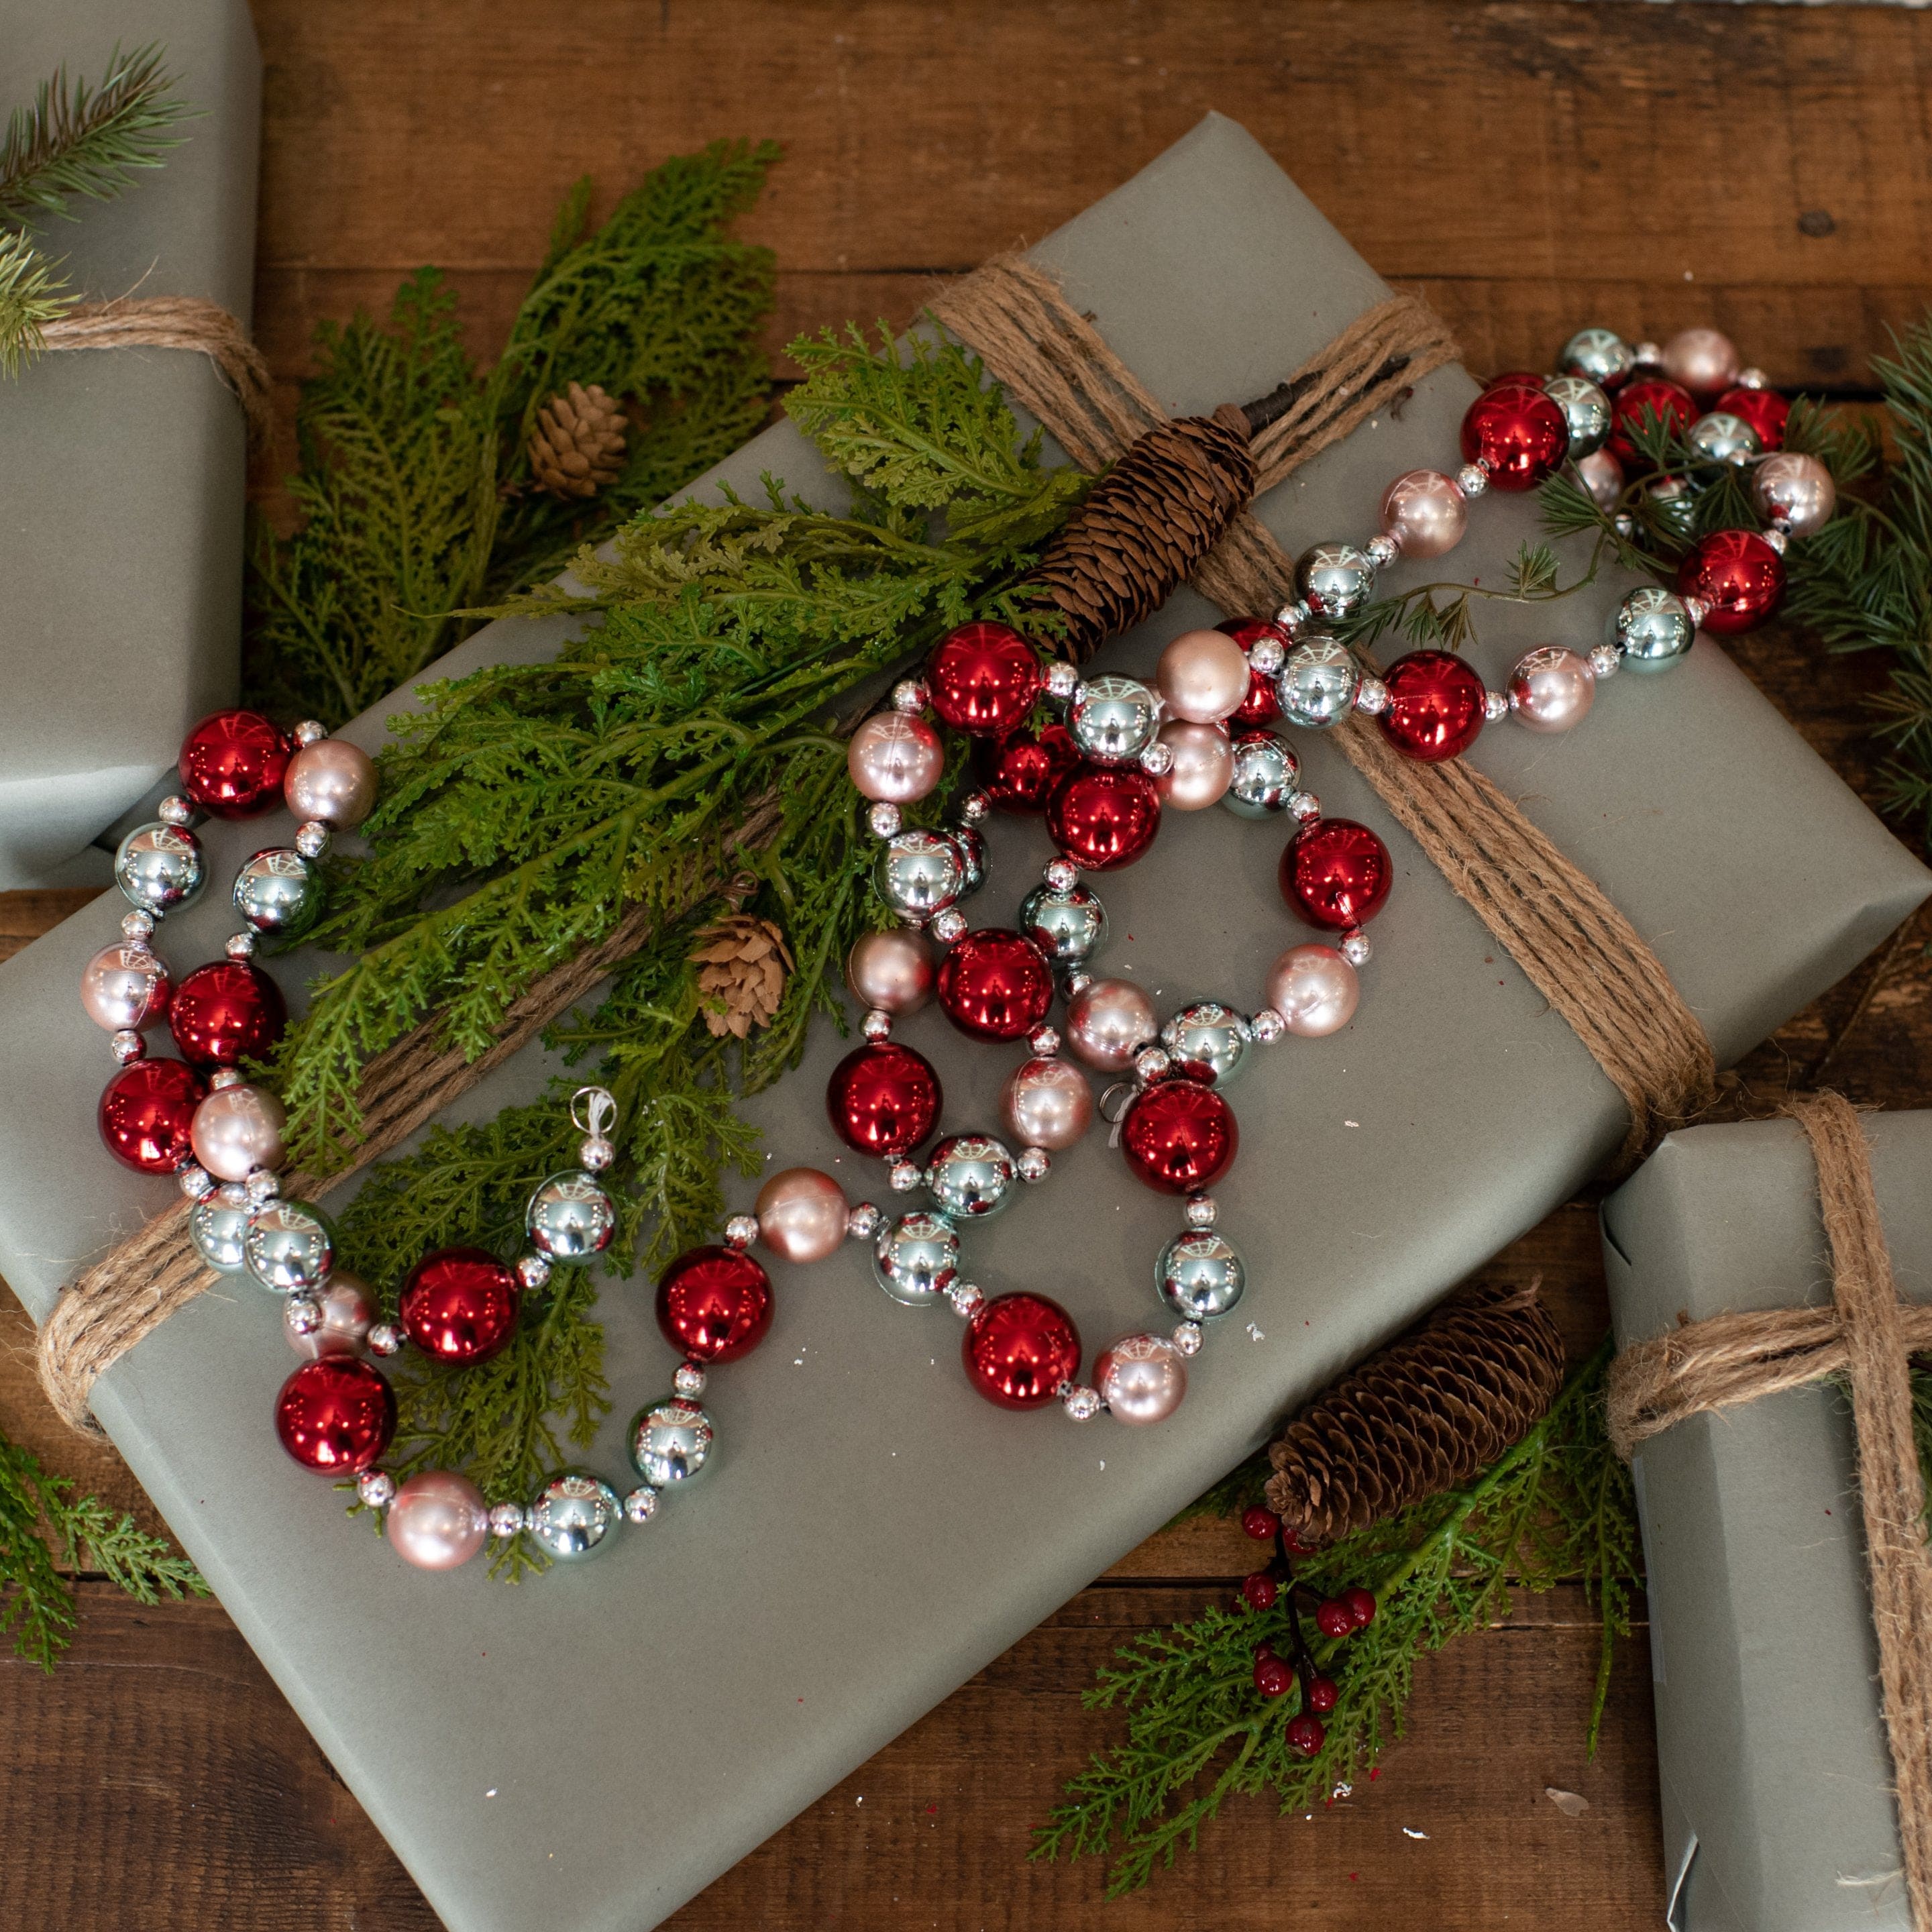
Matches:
[0,226,72,377]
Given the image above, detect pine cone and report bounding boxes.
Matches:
[527,382,628,500]
[1020,413,1256,664]
[1264,1281,1565,1550]
[692,914,792,1039]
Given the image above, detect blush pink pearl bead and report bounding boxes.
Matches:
[191,1082,288,1181]
[1265,944,1359,1038]
[1379,470,1468,560]
[1095,1332,1187,1426]
[1752,452,1837,537]
[845,928,936,1014]
[1155,629,1251,724]
[846,712,945,803]
[755,1167,849,1264]
[285,1271,377,1358]
[1000,1056,1094,1150]
[284,739,379,829]
[80,943,171,1031]
[1661,327,1739,400]
[1154,720,1233,810]
[386,1469,490,1572]
[1507,646,1595,734]
[1066,978,1159,1072]
[1574,449,1623,512]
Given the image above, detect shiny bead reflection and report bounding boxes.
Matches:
[1276,637,1360,730]
[189,1187,252,1274]
[1093,1332,1187,1426]
[1753,451,1837,537]
[1156,1229,1247,1320]
[924,1134,1017,1221]
[386,1470,489,1572]
[80,943,171,1032]
[1161,1002,1252,1086]
[232,846,319,936]
[873,1209,960,1306]
[1614,585,1696,674]
[115,822,205,916]
[244,1199,335,1295]
[525,1169,616,1260]
[1222,733,1298,818]
[1068,675,1161,765]
[1264,944,1359,1038]
[1018,881,1108,971]
[1065,977,1159,1073]
[1293,542,1375,621]
[1507,646,1596,734]
[1686,411,1759,468]
[284,1271,377,1358]
[999,1056,1093,1151]
[629,1396,714,1487]
[874,829,965,924]
[1541,375,1611,460]
[845,928,936,1014]
[755,1166,849,1264]
[527,1469,623,1561]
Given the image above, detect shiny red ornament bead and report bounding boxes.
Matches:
[973,720,1078,813]
[1677,528,1786,634]
[1715,384,1788,453]
[1120,1078,1239,1195]
[274,1356,396,1472]
[177,710,294,819]
[926,621,1043,737]
[1485,368,1548,390]
[826,1040,943,1157]
[961,1291,1082,1409]
[1607,376,1696,469]
[1218,619,1285,727]
[168,959,288,1070]
[656,1244,773,1364]
[1285,1713,1326,1757]
[935,927,1055,1042]
[1341,1585,1378,1629]
[1241,1505,1281,1542]
[1241,1571,1279,1611]
[398,1246,522,1364]
[1281,819,1393,930]
[1459,382,1568,491]
[1379,649,1488,763]
[1046,765,1161,871]
[98,1057,206,1173]
[1254,1654,1295,1699]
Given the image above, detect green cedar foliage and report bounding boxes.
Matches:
[246,142,782,726]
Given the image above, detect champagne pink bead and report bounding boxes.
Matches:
[1378,469,1467,559]
[1507,647,1595,734]
[190,1081,288,1181]
[1155,629,1251,724]
[284,739,379,829]
[1265,945,1359,1038]
[845,928,936,1014]
[1154,720,1233,810]
[755,1167,849,1264]
[846,712,945,803]
[386,1470,490,1571]
[80,943,171,1031]
[999,1056,1094,1150]
[1066,979,1159,1071]
[1094,1332,1187,1425]
[286,1272,378,1358]
[1752,452,1836,537]
[1660,327,1739,401]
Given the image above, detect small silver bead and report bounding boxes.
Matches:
[1171,1320,1204,1358]
[1353,676,1389,716]
[1043,857,1079,894]
[210,1066,246,1091]
[111,1029,146,1065]
[579,1135,615,1172]
[358,1469,396,1509]
[1456,462,1489,498]
[867,800,902,839]
[367,1322,402,1358]
[892,679,929,714]
[947,1279,985,1318]
[121,910,156,943]
[517,1253,551,1290]
[1737,366,1768,390]
[1589,642,1621,679]
[929,908,968,945]
[1065,970,1093,997]
[244,1168,281,1206]
[292,719,328,747]
[1138,740,1175,777]
[294,820,331,859]
[286,1293,325,1337]
[1630,339,1663,368]
[177,1163,214,1200]
[1613,513,1636,539]
[674,1360,707,1397]
[1185,1193,1218,1228]
[960,790,991,824]
[1364,533,1399,570]
[1289,790,1323,824]
[1029,1026,1061,1058]
[1340,930,1373,967]
[225,930,257,960]
[845,1202,883,1243]
[1250,1008,1286,1044]
[1017,1146,1051,1183]
[1483,688,1510,723]
[862,1007,894,1042]
[1247,633,1285,676]
[1060,1383,1102,1421]
[1134,1046,1171,1085]
[888,1159,923,1193]
[623,1485,660,1525]
[724,1214,758,1250]
[1273,600,1311,633]
[1762,526,1789,555]
[1044,661,1080,702]
[488,1503,526,1539]
[157,794,195,828]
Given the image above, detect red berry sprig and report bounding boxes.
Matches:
[1238,1515,1377,1757]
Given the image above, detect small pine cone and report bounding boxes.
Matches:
[528,382,627,500]
[692,913,792,1039]
[1263,1281,1565,1550]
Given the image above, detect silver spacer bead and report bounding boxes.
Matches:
[674,1360,708,1397]
[358,1469,397,1510]
[1043,857,1079,894]
[1762,526,1789,555]
[1630,339,1663,368]
[295,820,331,859]
[847,1201,883,1241]
[1353,676,1389,716]
[366,1322,402,1358]
[1483,688,1510,723]
[1364,533,1399,570]
[121,910,156,944]
[176,1163,215,1200]
[623,1485,660,1525]
[1171,1320,1205,1358]
[1138,740,1175,777]
[888,1159,923,1193]
[947,1279,985,1318]
[929,908,969,945]
[1682,594,1713,629]
[959,790,991,825]
[1059,1382,1103,1421]
[157,794,195,828]
[210,1067,246,1091]
[225,930,258,959]
[892,679,929,714]
[1613,513,1636,540]
[292,720,328,747]
[1017,1146,1052,1184]
[1589,642,1621,679]
[1250,1008,1286,1044]
[1185,1192,1218,1228]
[862,1007,894,1042]
[244,1167,281,1206]
[111,1028,147,1065]
[1247,633,1286,676]
[1288,790,1323,824]
[517,1253,551,1291]
[285,1293,325,1337]
[1456,462,1490,499]
[1064,970,1093,998]
[867,800,902,840]
[724,1214,759,1250]
[1044,661,1081,702]
[488,1503,526,1539]
[579,1134,615,1172]
[1029,1025,1061,1058]
[1134,1046,1172,1085]
[1340,930,1373,967]
[1737,366,1768,390]
[1273,600,1311,633]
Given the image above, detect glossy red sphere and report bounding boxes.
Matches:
[1379,649,1488,762]
[1677,528,1786,634]
[1120,1077,1240,1194]
[1254,1654,1295,1699]
[1241,1571,1279,1611]
[168,959,288,1070]
[1459,382,1568,490]
[398,1246,522,1364]
[1341,1585,1378,1628]
[274,1356,396,1472]
[1305,1674,1340,1714]
[826,1040,943,1157]
[935,928,1055,1041]
[1281,818,1393,930]
[926,621,1044,737]
[1218,618,1285,728]
[973,720,1078,813]
[1046,765,1162,871]
[1607,376,1696,469]
[962,1291,1083,1410]
[98,1058,207,1173]
[1241,1505,1281,1542]
[1715,384,1788,453]
[657,1244,773,1363]
[1315,1598,1356,1639]
[177,710,293,818]
[1485,369,1547,390]
[1285,1713,1326,1756]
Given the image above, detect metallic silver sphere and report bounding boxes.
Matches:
[873,1209,959,1305]
[189,1187,253,1275]
[873,829,965,925]
[1019,880,1108,971]
[1642,474,1699,542]
[1222,732,1298,818]
[114,822,205,917]
[629,1396,714,1487]
[1065,977,1159,1072]
[1276,637,1361,730]
[232,847,319,936]
[1542,374,1611,460]
[1293,541,1375,621]
[924,1134,1017,1221]
[527,1469,624,1561]
[1614,585,1697,674]
[1161,1002,1252,1086]
[243,1199,335,1295]
[1069,675,1161,765]
[1093,1332,1187,1426]
[1559,327,1633,390]
[525,1170,616,1260]
[950,824,986,900]
[1753,451,1837,537]
[623,1486,659,1525]
[1686,411,1760,468]
[1156,1229,1247,1320]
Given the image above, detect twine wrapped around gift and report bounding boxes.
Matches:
[1606,1093,1932,1930]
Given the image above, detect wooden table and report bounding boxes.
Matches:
[4,3,1929,1925]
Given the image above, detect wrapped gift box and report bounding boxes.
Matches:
[1603,1112,1931,1932]
[0,115,1926,1931]
[0,0,259,890]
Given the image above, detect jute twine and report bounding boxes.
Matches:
[1606,1093,1932,1929]
[42,295,272,447]
[931,258,1717,1165]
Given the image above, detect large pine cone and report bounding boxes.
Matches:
[692,914,792,1039]
[528,382,627,500]
[1264,1281,1566,1549]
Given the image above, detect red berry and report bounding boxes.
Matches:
[1279,1523,1314,1557]
[1241,1506,1280,1542]
[1253,1654,1295,1699]
[1342,1586,1377,1629]
[1241,1572,1278,1611]
[1285,1713,1326,1756]
[1315,1599,1355,1640]
[1253,1640,1275,1660]
[1305,1675,1340,1714]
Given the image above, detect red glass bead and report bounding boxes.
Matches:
[1315,1598,1356,1639]
[926,621,1043,736]
[656,1244,773,1363]
[1285,1713,1326,1757]
[1715,384,1788,453]
[1046,765,1161,871]
[1379,649,1488,763]
[1304,1675,1340,1715]
[168,959,288,1070]
[275,1356,395,1472]
[973,720,1078,813]
[826,1040,943,1157]
[1280,819,1393,930]
[961,1291,1082,1409]
[1218,619,1285,727]
[1241,1571,1279,1611]
[1459,382,1568,491]
[1120,1078,1239,1195]
[1341,1585,1378,1629]
[98,1057,206,1173]
[398,1246,522,1364]
[1254,1654,1295,1699]
[1607,376,1696,469]
[935,927,1055,1042]
[1677,528,1786,634]
[1485,369,1548,390]
[178,710,293,819]
[1241,1505,1281,1542]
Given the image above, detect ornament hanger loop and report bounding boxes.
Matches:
[571,1086,618,1138]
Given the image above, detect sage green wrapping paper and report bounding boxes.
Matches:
[0,0,260,890]
[1603,1114,1932,1932]
[0,116,1925,1930]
